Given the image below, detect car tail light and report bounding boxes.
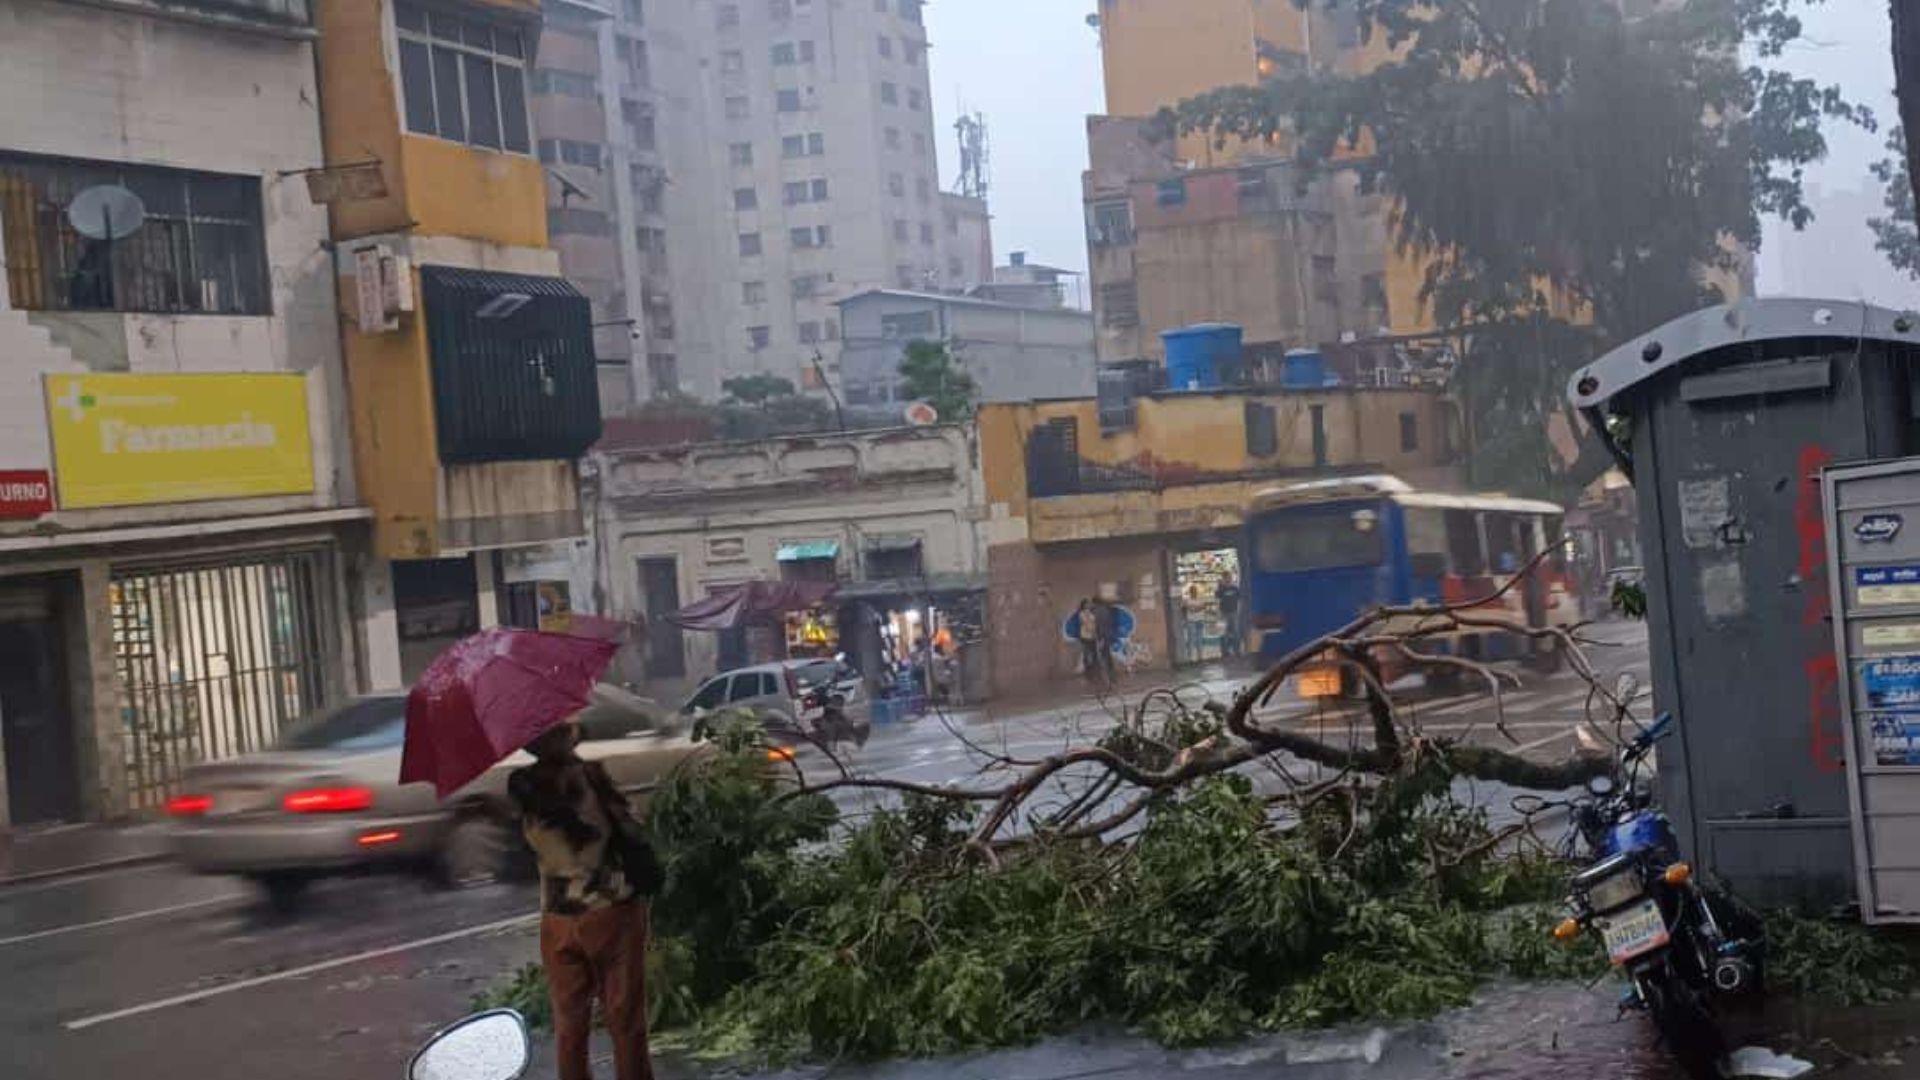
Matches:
[283,786,374,813]
[167,794,213,817]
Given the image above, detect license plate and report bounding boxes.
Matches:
[1296,667,1342,698]
[1598,898,1669,964]
[215,788,274,815]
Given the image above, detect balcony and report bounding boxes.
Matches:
[88,0,314,32]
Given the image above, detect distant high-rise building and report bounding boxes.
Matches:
[532,0,990,407]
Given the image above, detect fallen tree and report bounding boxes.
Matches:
[794,551,1622,858]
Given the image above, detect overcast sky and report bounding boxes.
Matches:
[924,1,1912,306]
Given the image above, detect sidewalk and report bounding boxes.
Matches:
[0,822,171,885]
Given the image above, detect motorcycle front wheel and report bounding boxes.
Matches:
[1639,971,1725,1080]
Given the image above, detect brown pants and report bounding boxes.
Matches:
[540,898,655,1080]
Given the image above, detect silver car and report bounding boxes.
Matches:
[169,684,703,909]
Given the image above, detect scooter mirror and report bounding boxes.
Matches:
[408,1009,530,1080]
[1587,774,1617,798]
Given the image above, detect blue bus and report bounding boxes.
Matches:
[1245,476,1577,693]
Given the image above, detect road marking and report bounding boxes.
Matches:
[0,860,166,897]
[62,912,539,1031]
[0,893,241,948]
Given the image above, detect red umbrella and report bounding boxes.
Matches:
[400,627,619,798]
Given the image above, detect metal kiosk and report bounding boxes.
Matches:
[1569,297,1920,908]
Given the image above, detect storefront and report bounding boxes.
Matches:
[1170,544,1243,665]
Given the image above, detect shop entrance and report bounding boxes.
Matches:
[1171,547,1243,665]
[0,583,80,825]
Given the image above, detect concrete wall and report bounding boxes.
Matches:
[837,291,1097,407]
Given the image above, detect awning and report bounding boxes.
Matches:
[776,541,840,562]
[666,580,836,632]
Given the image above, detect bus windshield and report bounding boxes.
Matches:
[1253,508,1385,573]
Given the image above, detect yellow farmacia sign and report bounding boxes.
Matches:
[44,373,316,509]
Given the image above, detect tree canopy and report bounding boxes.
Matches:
[1872,127,1920,280]
[897,339,978,422]
[1173,0,1867,500]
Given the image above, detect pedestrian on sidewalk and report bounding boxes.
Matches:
[1091,596,1120,686]
[1182,583,1210,663]
[510,722,664,1080]
[1215,573,1243,658]
[1075,599,1103,685]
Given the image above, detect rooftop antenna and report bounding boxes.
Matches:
[953,106,990,201]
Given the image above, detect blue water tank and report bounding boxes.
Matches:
[1282,348,1326,389]
[1162,323,1244,390]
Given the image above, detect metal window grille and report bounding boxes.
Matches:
[111,549,342,809]
[0,152,270,315]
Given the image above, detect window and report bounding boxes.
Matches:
[877,34,893,58]
[1399,412,1419,452]
[396,1,531,153]
[532,68,597,98]
[733,187,758,210]
[893,219,910,242]
[769,0,791,19]
[776,89,803,113]
[882,310,936,339]
[625,103,657,150]
[771,41,796,65]
[538,138,603,168]
[808,132,826,155]
[1253,510,1386,573]
[781,135,805,158]
[748,325,771,349]
[904,40,922,65]
[725,95,749,120]
[1099,281,1139,328]
[810,178,829,201]
[1090,200,1133,246]
[791,273,824,299]
[916,176,930,202]
[636,176,663,214]
[648,353,679,396]
[738,232,762,256]
[716,2,739,28]
[1245,401,1279,457]
[879,81,898,105]
[888,173,905,197]
[1312,255,1339,305]
[1156,178,1187,206]
[919,222,934,245]
[799,320,822,343]
[0,153,270,315]
[784,180,808,205]
[911,132,926,157]
[624,0,643,22]
[720,49,745,74]
[635,226,667,255]
[884,127,902,149]
[907,88,923,111]
[743,280,767,304]
[790,225,830,248]
[1362,273,1390,325]
[548,207,611,236]
[896,264,917,288]
[947,257,963,279]
[729,142,754,167]
[1309,404,1328,467]
[799,40,815,62]
[898,0,922,22]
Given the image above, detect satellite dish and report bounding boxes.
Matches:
[67,185,146,240]
[903,401,939,426]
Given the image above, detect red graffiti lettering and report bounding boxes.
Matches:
[1795,444,1845,773]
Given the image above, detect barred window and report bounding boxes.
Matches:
[395,1,531,154]
[0,151,270,315]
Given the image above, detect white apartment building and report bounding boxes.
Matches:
[589,0,987,403]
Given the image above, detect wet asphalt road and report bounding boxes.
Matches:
[5,624,1674,1080]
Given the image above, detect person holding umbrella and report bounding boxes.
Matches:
[510,721,661,1080]
[400,626,661,1080]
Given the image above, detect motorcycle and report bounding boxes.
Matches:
[801,671,870,750]
[1545,694,1765,1079]
[408,1009,530,1080]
